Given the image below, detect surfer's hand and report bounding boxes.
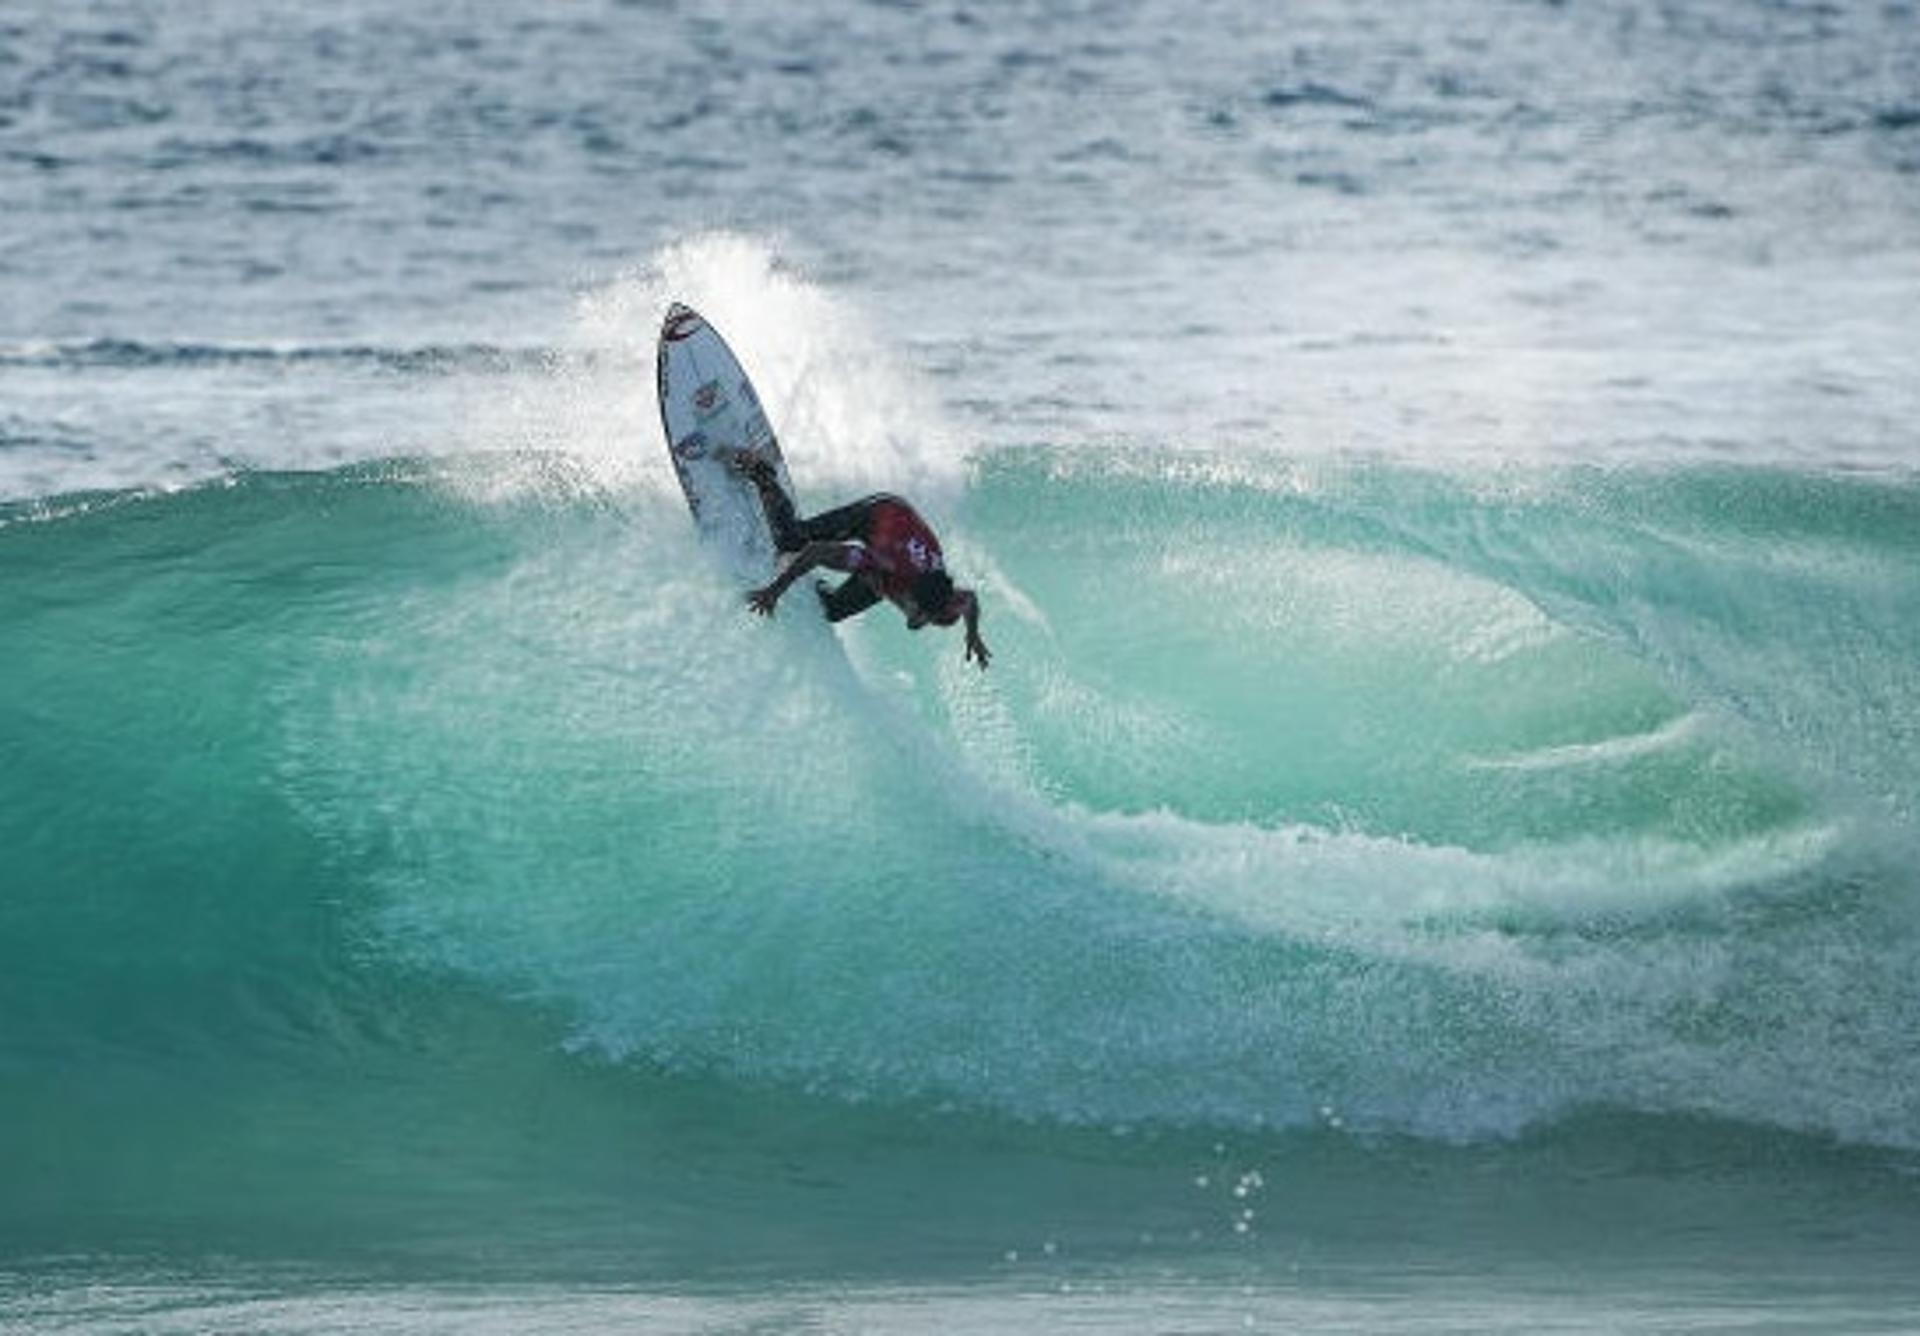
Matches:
[747,586,779,616]
[965,632,992,670]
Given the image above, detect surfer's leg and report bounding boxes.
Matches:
[815,575,882,623]
[739,455,884,552]
[735,457,807,551]
[791,495,886,546]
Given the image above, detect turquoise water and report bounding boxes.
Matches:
[6,454,1920,1326]
[6,0,1920,1327]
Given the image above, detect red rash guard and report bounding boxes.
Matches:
[848,499,961,623]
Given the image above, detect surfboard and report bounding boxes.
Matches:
[655,303,798,580]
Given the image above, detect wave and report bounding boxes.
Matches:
[4,451,1917,1154]
[0,337,557,374]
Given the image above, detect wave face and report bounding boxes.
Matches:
[6,448,1917,1174]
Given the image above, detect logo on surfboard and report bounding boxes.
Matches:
[692,379,728,419]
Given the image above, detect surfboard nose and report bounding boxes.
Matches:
[661,303,704,341]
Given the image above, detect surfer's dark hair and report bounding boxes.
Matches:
[912,569,955,615]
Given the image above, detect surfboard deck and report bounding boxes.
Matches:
[655,303,797,580]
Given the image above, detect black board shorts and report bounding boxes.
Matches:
[751,480,897,623]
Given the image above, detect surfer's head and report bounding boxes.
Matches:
[906,569,957,627]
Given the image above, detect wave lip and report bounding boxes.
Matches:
[1464,713,1706,772]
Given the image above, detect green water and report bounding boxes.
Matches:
[4,454,1919,1322]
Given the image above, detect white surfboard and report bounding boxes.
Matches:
[655,303,797,580]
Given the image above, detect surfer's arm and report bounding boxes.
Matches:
[958,590,990,669]
[747,541,861,616]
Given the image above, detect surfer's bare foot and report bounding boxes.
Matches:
[715,446,772,480]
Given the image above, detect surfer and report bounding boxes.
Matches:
[725,452,992,669]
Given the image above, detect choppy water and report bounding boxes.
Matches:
[5,1,1920,1330]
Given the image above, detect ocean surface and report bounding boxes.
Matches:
[5,1,1920,1330]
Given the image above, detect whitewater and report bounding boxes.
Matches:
[5,0,1920,1330]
